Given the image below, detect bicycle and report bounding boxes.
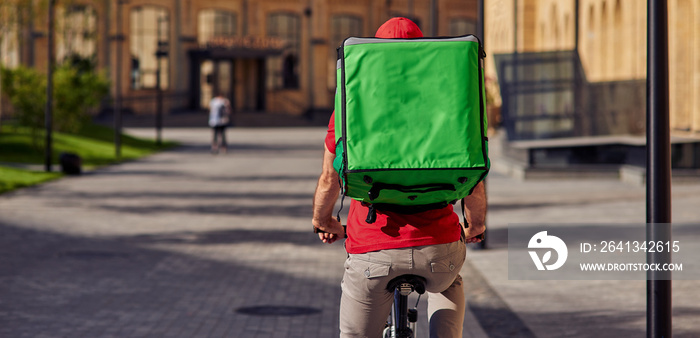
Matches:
[315,226,424,337]
[314,223,483,338]
[383,274,426,338]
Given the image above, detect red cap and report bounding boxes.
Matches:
[375,17,423,39]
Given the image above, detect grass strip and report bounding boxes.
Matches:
[0,122,177,194]
[0,166,62,194]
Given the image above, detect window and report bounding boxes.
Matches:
[56,5,97,64]
[328,15,362,89]
[0,4,20,68]
[130,6,169,90]
[267,13,300,89]
[331,15,362,48]
[449,18,477,36]
[198,9,238,46]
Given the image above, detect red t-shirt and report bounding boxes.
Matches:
[325,112,461,254]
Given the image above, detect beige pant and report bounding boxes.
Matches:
[340,240,467,338]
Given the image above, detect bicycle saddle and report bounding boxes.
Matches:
[386,274,426,295]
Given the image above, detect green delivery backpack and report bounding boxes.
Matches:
[333,35,490,223]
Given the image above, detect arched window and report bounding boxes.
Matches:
[449,18,477,36]
[130,6,169,90]
[56,5,97,64]
[331,15,362,48]
[328,15,362,90]
[198,9,238,46]
[267,12,300,89]
[0,4,20,68]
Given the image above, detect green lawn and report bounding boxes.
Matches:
[0,123,177,194]
[0,166,62,193]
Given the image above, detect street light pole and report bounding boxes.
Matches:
[45,0,55,172]
[156,60,163,146]
[430,0,437,36]
[155,15,167,146]
[305,4,314,118]
[114,0,124,159]
[477,0,484,41]
[646,0,672,337]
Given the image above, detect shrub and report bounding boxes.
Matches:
[1,62,110,143]
[0,66,46,146]
[53,62,110,133]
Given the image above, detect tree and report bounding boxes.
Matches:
[0,0,100,133]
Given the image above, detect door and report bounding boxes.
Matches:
[199,60,234,110]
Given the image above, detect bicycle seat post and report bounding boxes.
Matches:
[385,275,426,338]
[393,283,412,336]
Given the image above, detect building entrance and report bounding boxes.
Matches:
[189,38,284,113]
[197,58,266,112]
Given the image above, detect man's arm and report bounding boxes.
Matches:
[462,181,486,243]
[312,146,344,243]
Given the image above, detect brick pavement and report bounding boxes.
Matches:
[0,128,345,338]
[1,127,699,337]
[0,128,489,338]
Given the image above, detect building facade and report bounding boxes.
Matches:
[1,0,480,117]
[484,0,700,136]
[6,1,696,137]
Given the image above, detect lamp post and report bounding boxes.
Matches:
[155,15,168,146]
[430,0,437,36]
[45,0,55,172]
[305,5,313,118]
[646,0,672,337]
[114,0,126,159]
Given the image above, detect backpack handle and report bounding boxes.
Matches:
[368,183,456,201]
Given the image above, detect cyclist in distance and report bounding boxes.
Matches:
[312,17,487,338]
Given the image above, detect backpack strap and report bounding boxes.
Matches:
[365,204,377,223]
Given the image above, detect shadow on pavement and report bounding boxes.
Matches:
[0,221,342,337]
[174,143,323,155]
[93,202,313,218]
[123,228,320,246]
[44,190,314,201]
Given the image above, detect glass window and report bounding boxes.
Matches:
[56,5,97,64]
[449,18,477,36]
[328,15,363,89]
[198,9,238,46]
[267,12,300,89]
[130,6,169,90]
[0,4,20,68]
[331,15,362,48]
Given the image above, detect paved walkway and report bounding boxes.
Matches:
[1,127,699,337]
